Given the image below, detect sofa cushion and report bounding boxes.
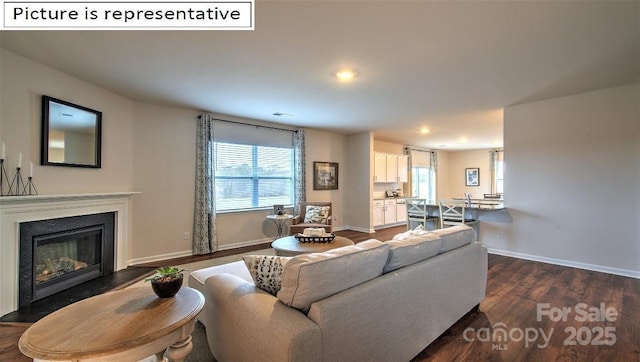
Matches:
[277,239,390,312]
[383,233,442,273]
[304,205,331,224]
[243,255,291,296]
[431,225,475,253]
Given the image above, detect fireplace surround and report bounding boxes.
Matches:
[19,212,115,307]
[0,192,137,316]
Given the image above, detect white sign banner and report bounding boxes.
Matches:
[3,1,254,30]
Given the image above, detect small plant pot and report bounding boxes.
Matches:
[151,277,183,298]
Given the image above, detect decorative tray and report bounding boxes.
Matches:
[294,233,336,243]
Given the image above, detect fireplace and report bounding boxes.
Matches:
[19,212,115,308]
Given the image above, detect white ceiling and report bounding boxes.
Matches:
[1,1,638,150]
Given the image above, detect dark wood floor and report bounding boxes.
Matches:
[3,226,639,361]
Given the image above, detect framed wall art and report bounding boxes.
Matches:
[313,162,338,190]
[465,168,479,186]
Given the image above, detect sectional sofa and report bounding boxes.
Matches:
[188,225,487,362]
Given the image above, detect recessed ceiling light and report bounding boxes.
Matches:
[335,69,357,82]
[419,127,430,135]
[459,136,469,143]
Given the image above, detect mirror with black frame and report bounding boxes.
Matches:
[41,96,102,168]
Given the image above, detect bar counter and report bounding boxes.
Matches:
[405,198,508,236]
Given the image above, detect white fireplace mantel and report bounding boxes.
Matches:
[0,192,139,316]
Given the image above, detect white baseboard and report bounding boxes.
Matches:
[344,225,375,233]
[128,250,193,265]
[374,222,406,231]
[128,237,273,266]
[218,237,272,250]
[487,248,640,279]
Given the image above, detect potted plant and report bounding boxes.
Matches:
[145,266,186,298]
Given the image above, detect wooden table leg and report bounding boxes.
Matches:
[165,335,193,362]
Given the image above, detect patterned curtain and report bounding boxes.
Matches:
[430,151,438,172]
[193,114,216,254]
[293,129,306,214]
[404,146,413,197]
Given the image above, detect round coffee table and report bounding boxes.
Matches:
[271,235,354,256]
[19,286,204,362]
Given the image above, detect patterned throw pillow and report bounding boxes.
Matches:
[243,255,291,296]
[304,205,331,224]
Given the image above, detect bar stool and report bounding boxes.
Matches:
[438,200,477,240]
[406,198,439,230]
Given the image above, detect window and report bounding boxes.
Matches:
[407,148,436,200]
[493,150,504,195]
[214,142,294,211]
[411,166,435,200]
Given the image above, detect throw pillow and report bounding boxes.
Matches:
[242,255,291,296]
[303,205,331,224]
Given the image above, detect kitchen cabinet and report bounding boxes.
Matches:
[373,152,408,183]
[373,199,407,227]
[373,200,385,226]
[373,153,387,183]
[384,199,397,224]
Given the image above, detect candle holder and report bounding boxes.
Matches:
[8,167,27,196]
[0,159,9,196]
[24,176,38,196]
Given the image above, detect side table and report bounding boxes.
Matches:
[266,214,294,240]
[19,286,204,362]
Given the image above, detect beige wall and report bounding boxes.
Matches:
[0,49,134,195]
[304,128,347,225]
[7,47,636,276]
[345,132,374,232]
[434,150,451,200]
[0,48,353,263]
[373,139,404,154]
[440,149,493,199]
[130,109,349,262]
[499,83,640,276]
[131,102,198,261]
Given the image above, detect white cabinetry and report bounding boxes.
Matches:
[384,199,397,224]
[373,153,387,183]
[396,155,408,183]
[373,199,407,227]
[373,152,408,183]
[386,155,398,182]
[373,200,385,226]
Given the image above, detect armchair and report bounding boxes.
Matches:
[289,202,332,235]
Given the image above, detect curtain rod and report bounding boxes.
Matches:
[405,146,436,153]
[198,114,298,133]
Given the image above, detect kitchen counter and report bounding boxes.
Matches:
[451,198,505,210]
[407,198,505,210]
[404,198,509,237]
